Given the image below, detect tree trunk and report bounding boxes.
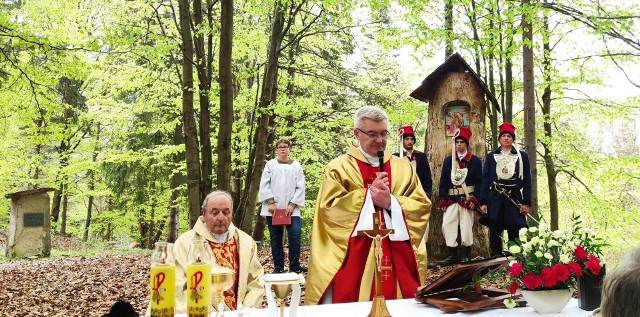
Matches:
[468,0,481,74]
[487,4,499,151]
[84,123,101,242]
[168,174,181,243]
[52,140,71,227]
[444,0,453,59]
[193,0,213,199]
[51,188,62,222]
[504,0,515,123]
[217,0,234,192]
[541,12,559,229]
[57,150,70,235]
[239,1,286,234]
[84,168,94,241]
[504,57,513,122]
[61,183,68,235]
[31,119,43,184]
[168,123,185,243]
[178,0,202,227]
[522,0,538,216]
[147,197,157,249]
[106,223,112,241]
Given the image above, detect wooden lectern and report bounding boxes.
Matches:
[415,257,525,313]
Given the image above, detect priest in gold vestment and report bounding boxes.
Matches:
[306,106,431,305]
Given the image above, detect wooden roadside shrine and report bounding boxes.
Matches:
[409,52,500,260]
[415,257,525,313]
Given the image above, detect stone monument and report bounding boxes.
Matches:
[5,188,55,258]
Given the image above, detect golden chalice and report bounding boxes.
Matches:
[272,283,292,317]
[211,266,235,317]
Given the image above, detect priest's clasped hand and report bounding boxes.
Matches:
[370,172,391,209]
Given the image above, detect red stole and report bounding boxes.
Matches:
[208,235,240,310]
[330,159,420,303]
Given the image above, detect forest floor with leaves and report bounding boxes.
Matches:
[0,232,467,317]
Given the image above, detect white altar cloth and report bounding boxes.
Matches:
[177,298,592,317]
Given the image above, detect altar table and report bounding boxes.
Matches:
[176,298,593,316]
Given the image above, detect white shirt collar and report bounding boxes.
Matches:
[500,146,513,154]
[358,147,380,166]
[457,151,468,160]
[212,232,229,243]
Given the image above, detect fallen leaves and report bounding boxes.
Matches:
[1,234,462,317]
[0,255,149,317]
[0,241,310,317]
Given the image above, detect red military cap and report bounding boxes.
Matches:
[455,127,472,144]
[499,122,516,139]
[398,125,415,138]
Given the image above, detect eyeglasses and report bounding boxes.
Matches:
[356,128,390,139]
[276,146,289,149]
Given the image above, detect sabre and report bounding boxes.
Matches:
[492,181,538,224]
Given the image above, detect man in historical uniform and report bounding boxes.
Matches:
[479,122,532,256]
[393,125,432,198]
[305,106,431,305]
[437,127,483,265]
[173,191,264,313]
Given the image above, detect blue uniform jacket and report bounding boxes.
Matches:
[479,147,532,227]
[438,153,483,204]
[393,150,432,197]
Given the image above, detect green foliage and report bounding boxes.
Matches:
[0,0,639,262]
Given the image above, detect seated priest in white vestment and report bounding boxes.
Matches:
[173,190,264,313]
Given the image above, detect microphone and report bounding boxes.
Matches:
[377,150,390,216]
[377,151,384,173]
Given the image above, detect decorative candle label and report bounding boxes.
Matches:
[187,262,212,317]
[150,264,176,317]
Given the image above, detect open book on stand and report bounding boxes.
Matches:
[415,256,525,312]
[272,209,291,226]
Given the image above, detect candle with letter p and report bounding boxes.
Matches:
[150,242,176,317]
[187,262,212,317]
[187,239,213,317]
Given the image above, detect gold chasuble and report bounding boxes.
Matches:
[305,146,431,305]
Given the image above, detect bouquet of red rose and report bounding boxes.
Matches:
[503,215,606,308]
